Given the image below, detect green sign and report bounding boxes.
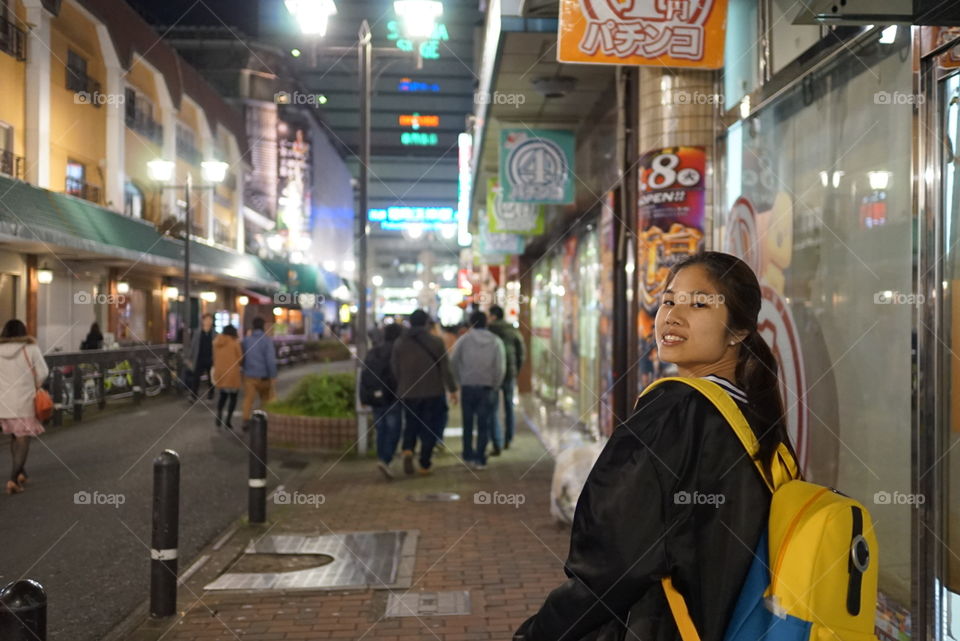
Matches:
[401,132,438,146]
[500,129,575,204]
[487,179,545,235]
[386,20,449,60]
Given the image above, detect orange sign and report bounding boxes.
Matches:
[397,114,440,128]
[558,0,729,69]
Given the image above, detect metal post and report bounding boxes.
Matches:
[356,20,372,456]
[248,410,267,524]
[0,579,46,640]
[183,174,192,352]
[150,449,179,618]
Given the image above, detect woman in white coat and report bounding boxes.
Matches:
[0,319,49,494]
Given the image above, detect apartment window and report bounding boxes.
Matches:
[0,122,20,178]
[66,50,87,92]
[176,124,200,164]
[0,0,25,62]
[65,161,85,195]
[124,181,144,219]
[124,88,162,144]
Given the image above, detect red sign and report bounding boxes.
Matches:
[398,114,440,128]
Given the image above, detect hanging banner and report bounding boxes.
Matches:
[477,209,526,257]
[558,0,729,69]
[500,129,575,204]
[635,146,706,393]
[487,179,546,235]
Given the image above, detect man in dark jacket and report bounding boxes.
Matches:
[188,313,217,401]
[488,305,525,451]
[360,323,403,479]
[391,309,458,475]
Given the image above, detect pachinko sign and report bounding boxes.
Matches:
[558,0,729,69]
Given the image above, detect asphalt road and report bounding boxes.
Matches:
[0,359,354,641]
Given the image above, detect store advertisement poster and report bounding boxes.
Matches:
[477,208,526,257]
[558,0,729,69]
[636,146,706,392]
[500,129,575,204]
[487,179,546,235]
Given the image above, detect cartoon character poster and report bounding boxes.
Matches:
[636,146,706,392]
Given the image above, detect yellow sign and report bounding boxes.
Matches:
[558,0,729,69]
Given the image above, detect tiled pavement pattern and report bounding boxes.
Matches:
[123,411,573,641]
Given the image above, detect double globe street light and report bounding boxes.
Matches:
[147,158,229,348]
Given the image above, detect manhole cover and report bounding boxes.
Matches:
[385,591,471,617]
[204,530,418,591]
[406,492,461,502]
[231,553,335,573]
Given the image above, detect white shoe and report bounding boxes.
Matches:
[377,461,394,480]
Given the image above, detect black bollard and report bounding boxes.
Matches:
[248,410,267,524]
[150,449,179,618]
[0,579,46,641]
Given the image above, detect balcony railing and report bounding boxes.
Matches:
[0,150,24,179]
[65,176,101,203]
[125,111,163,145]
[0,15,26,61]
[65,68,103,108]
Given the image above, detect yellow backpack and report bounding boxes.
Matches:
[640,377,879,641]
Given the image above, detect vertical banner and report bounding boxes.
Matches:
[636,146,706,391]
[558,0,729,69]
[500,129,575,204]
[487,179,546,235]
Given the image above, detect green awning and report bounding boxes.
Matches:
[260,259,330,297]
[0,175,281,288]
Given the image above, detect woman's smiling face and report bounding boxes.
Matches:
[655,264,744,378]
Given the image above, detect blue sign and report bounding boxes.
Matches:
[398,77,440,93]
[369,206,455,224]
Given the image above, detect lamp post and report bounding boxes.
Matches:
[286,1,443,365]
[148,159,228,347]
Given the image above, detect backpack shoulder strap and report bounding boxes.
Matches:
[641,376,800,492]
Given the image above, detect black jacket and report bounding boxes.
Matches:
[390,327,457,399]
[515,379,770,641]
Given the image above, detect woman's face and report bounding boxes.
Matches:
[654,264,743,376]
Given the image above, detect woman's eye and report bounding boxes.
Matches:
[662,299,674,306]
[692,301,708,308]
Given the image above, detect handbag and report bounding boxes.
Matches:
[23,348,53,421]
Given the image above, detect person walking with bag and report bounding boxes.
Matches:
[514,252,798,641]
[212,324,243,430]
[0,319,50,494]
[360,323,403,479]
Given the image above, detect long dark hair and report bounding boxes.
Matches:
[666,251,795,480]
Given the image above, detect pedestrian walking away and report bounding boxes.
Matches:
[514,252,799,641]
[391,309,457,475]
[188,313,218,401]
[487,304,525,451]
[360,322,404,479]
[212,324,243,430]
[450,310,505,470]
[0,319,49,495]
[241,317,278,428]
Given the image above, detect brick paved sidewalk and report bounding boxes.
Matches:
[123,415,572,641]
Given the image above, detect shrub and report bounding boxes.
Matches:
[304,339,352,362]
[266,373,356,418]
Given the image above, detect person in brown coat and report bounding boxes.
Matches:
[212,325,243,430]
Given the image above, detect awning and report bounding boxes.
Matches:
[0,175,282,289]
[260,259,331,298]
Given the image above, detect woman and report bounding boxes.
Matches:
[80,322,103,350]
[514,252,796,641]
[212,324,243,430]
[0,319,49,494]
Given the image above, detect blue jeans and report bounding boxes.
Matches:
[492,377,516,448]
[400,396,446,470]
[372,403,403,465]
[461,385,497,465]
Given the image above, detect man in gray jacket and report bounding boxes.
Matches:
[391,310,458,475]
[450,311,505,470]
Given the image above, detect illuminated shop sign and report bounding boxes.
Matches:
[369,206,455,223]
[401,131,438,146]
[398,113,440,129]
[398,77,441,92]
[386,20,450,60]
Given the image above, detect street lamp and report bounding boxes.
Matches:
[149,159,227,346]
[393,1,443,39]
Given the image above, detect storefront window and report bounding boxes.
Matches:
[723,0,759,111]
[721,32,913,615]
